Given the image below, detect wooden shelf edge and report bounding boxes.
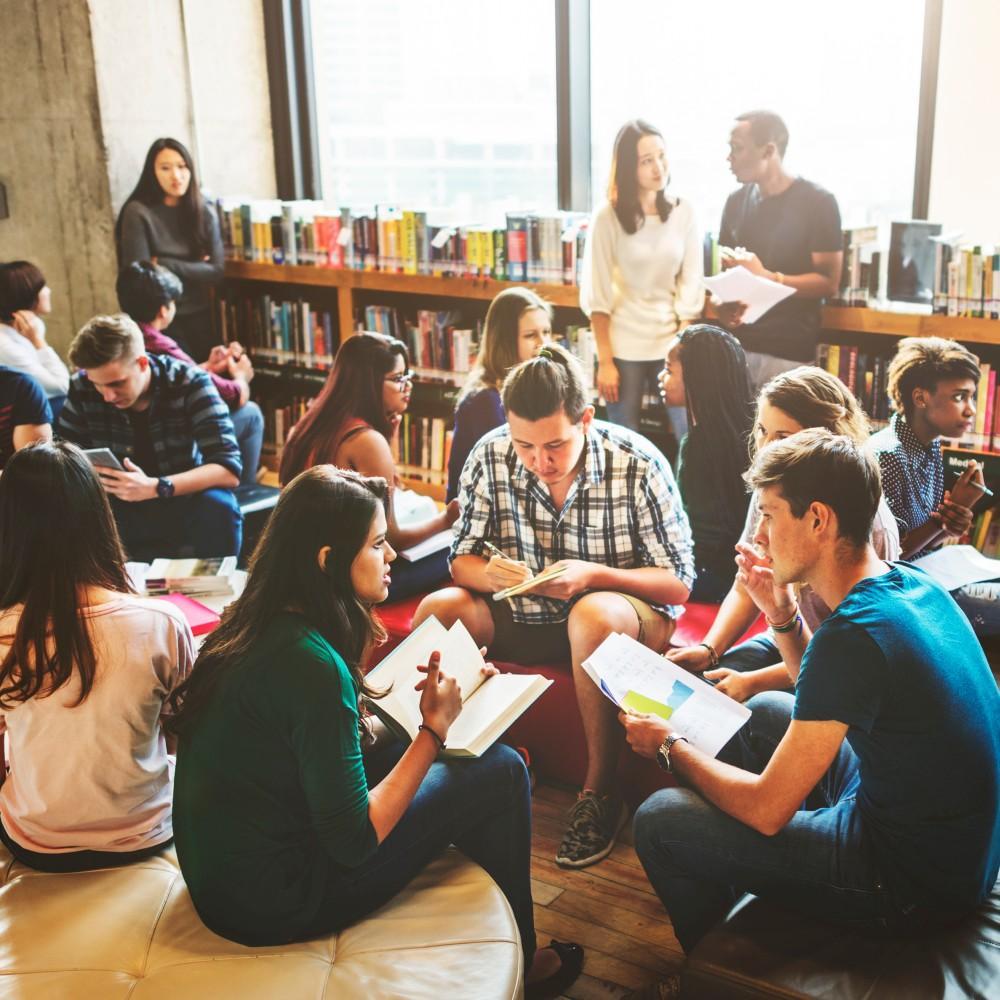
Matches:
[822,306,1000,344]
[224,259,581,308]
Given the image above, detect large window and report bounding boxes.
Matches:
[310,0,558,222]
[590,1,925,232]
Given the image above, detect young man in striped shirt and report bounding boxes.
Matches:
[415,344,695,869]
[57,313,242,560]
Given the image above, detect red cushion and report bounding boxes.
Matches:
[673,601,767,647]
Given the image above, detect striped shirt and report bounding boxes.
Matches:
[451,419,695,624]
[56,353,241,479]
[870,412,943,558]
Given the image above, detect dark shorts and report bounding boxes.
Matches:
[486,592,674,665]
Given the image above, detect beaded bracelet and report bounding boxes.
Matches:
[699,641,720,668]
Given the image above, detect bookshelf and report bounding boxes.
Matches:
[220,261,1000,503]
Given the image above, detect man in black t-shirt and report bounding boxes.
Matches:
[714,111,843,388]
[0,366,52,469]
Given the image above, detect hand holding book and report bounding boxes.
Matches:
[414,651,463,746]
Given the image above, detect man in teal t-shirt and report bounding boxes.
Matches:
[624,428,999,955]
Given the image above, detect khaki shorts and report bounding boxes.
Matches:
[486,591,674,664]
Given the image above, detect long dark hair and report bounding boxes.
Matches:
[279,332,408,484]
[608,119,673,235]
[114,138,210,259]
[673,325,754,532]
[458,287,552,405]
[166,467,389,737]
[0,442,133,708]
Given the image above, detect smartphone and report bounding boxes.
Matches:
[83,448,125,471]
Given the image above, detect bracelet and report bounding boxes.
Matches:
[418,723,446,751]
[699,641,720,668]
[767,604,802,634]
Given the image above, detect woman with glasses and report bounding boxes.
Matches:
[280,333,459,601]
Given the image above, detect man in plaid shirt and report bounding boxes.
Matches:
[57,314,242,560]
[415,345,694,869]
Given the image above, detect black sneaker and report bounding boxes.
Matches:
[555,790,628,868]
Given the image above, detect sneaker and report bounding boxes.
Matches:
[555,790,628,868]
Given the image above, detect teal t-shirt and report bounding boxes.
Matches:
[794,564,1000,910]
[172,613,378,944]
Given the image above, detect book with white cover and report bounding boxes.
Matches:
[365,616,552,757]
[397,528,453,562]
[583,632,750,758]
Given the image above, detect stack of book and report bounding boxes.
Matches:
[213,198,590,286]
[832,226,881,306]
[146,557,239,597]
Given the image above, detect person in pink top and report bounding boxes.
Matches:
[0,440,193,871]
[116,260,264,485]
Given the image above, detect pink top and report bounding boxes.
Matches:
[0,596,194,854]
[141,322,242,407]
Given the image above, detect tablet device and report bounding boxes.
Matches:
[83,448,125,471]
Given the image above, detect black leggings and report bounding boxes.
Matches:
[0,819,172,873]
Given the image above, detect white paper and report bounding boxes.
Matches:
[911,545,1000,591]
[398,529,453,562]
[394,488,438,528]
[704,265,796,325]
[582,632,750,759]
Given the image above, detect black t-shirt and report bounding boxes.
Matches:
[720,178,842,362]
[0,367,52,469]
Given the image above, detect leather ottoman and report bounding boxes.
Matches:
[0,843,524,999]
[682,881,1000,999]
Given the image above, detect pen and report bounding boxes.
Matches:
[482,540,508,559]
[969,480,995,498]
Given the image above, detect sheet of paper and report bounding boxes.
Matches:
[398,529,453,562]
[911,544,1000,591]
[704,265,796,325]
[583,632,750,758]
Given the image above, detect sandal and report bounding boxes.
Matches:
[525,939,584,999]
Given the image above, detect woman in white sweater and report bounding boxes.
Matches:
[580,120,704,437]
[0,261,70,404]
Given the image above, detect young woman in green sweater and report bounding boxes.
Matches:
[168,466,581,997]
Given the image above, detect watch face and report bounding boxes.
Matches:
[656,744,670,771]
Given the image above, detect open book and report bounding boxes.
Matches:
[364,616,552,757]
[583,633,750,758]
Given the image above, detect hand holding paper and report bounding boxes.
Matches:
[705,265,795,325]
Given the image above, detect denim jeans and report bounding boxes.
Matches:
[605,358,687,442]
[230,402,264,485]
[952,580,1000,637]
[633,691,902,953]
[307,742,537,966]
[111,487,243,561]
[386,548,450,602]
[718,634,782,674]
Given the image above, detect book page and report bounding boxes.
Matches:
[583,633,750,758]
[704,266,795,324]
[446,673,551,756]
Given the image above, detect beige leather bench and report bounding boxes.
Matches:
[0,843,523,999]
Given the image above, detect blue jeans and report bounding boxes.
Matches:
[111,488,243,561]
[605,358,687,441]
[634,692,903,953]
[719,634,783,674]
[230,402,264,485]
[952,580,1000,637]
[307,742,537,965]
[386,548,450,602]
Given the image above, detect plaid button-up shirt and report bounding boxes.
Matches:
[870,412,943,558]
[56,353,241,480]
[451,419,695,624]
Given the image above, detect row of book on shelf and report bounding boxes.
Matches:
[932,242,1000,318]
[213,198,589,286]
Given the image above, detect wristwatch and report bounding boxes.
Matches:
[655,734,689,773]
[155,477,175,499]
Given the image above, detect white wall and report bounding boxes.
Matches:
[928,0,1000,242]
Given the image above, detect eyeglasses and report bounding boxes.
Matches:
[384,371,415,388]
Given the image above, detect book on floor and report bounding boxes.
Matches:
[364,615,552,758]
[146,557,239,596]
[582,632,750,758]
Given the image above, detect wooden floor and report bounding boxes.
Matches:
[530,783,682,999]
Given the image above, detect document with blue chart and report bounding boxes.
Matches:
[582,632,750,758]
